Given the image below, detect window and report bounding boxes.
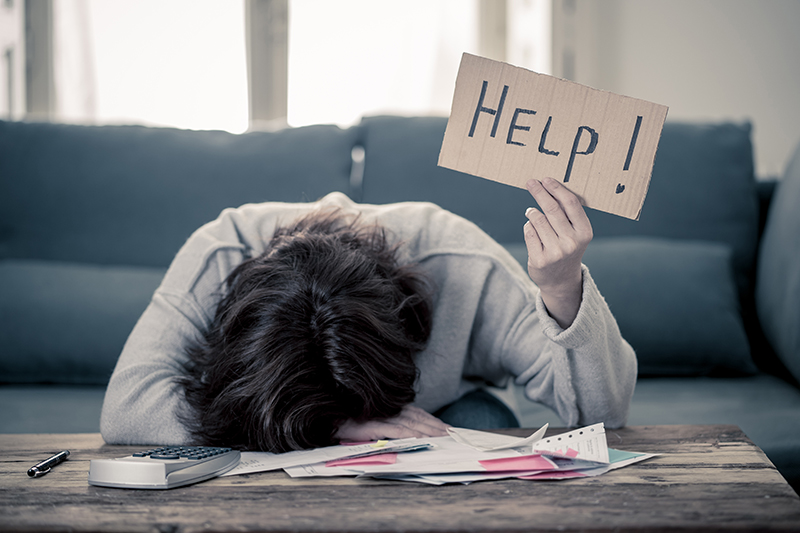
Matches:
[287,0,551,127]
[0,0,25,120]
[53,0,248,132]
[37,0,551,132]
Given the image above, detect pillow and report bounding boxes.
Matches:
[581,237,757,376]
[757,140,800,384]
[0,259,166,385]
[0,120,358,268]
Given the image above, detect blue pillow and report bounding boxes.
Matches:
[0,259,165,384]
[0,120,358,268]
[582,237,756,376]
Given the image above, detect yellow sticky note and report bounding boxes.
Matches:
[371,440,389,448]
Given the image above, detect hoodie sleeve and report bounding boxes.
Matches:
[500,264,638,428]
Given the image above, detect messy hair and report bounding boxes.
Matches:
[177,208,432,452]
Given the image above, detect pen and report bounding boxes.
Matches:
[27,450,70,478]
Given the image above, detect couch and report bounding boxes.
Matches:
[1,116,798,491]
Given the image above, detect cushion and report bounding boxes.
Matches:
[757,140,800,384]
[582,237,756,376]
[0,385,106,433]
[0,120,359,268]
[504,237,756,376]
[0,259,165,384]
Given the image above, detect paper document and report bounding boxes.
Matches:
[222,438,431,476]
[448,423,548,451]
[223,422,656,485]
[531,422,610,463]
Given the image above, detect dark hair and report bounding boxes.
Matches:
[177,208,432,452]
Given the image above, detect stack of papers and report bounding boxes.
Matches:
[221,423,656,485]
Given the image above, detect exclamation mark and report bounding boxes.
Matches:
[624,115,643,171]
[618,115,643,194]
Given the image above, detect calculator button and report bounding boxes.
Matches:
[150,453,180,460]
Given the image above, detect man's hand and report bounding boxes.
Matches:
[334,405,450,442]
[524,177,593,329]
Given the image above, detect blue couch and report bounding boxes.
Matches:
[1,116,798,491]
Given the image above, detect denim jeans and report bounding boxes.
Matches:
[434,389,520,429]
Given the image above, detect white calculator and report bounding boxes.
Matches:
[88,446,241,490]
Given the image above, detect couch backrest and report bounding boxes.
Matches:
[585,122,760,294]
[0,116,762,384]
[357,115,534,244]
[0,120,360,268]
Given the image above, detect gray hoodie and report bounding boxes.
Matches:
[100,192,637,445]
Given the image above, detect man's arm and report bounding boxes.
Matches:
[514,177,636,428]
[523,177,593,328]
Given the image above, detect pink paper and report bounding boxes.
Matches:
[479,454,556,472]
[326,453,398,468]
[565,448,579,458]
[533,447,580,460]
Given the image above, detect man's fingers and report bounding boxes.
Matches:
[525,205,559,251]
[526,178,572,237]
[336,419,427,442]
[540,177,592,238]
[399,406,450,431]
[391,406,450,436]
[335,406,450,443]
[368,422,428,440]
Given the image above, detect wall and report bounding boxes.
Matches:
[554,0,800,178]
[0,0,26,120]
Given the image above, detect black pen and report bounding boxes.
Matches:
[28,450,70,478]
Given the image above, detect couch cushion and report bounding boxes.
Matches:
[581,238,755,376]
[0,259,165,384]
[757,141,800,383]
[504,237,756,376]
[0,120,359,268]
[0,385,106,433]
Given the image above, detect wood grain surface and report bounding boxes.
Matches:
[2,425,799,532]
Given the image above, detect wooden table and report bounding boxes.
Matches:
[1,425,799,532]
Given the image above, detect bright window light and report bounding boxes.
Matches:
[54,0,248,133]
[287,0,480,128]
[49,0,551,132]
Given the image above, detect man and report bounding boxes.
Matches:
[101,178,637,452]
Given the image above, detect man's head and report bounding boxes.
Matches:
[178,208,432,452]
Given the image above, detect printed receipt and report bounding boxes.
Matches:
[531,422,610,464]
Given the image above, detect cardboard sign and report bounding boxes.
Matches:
[438,53,669,220]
